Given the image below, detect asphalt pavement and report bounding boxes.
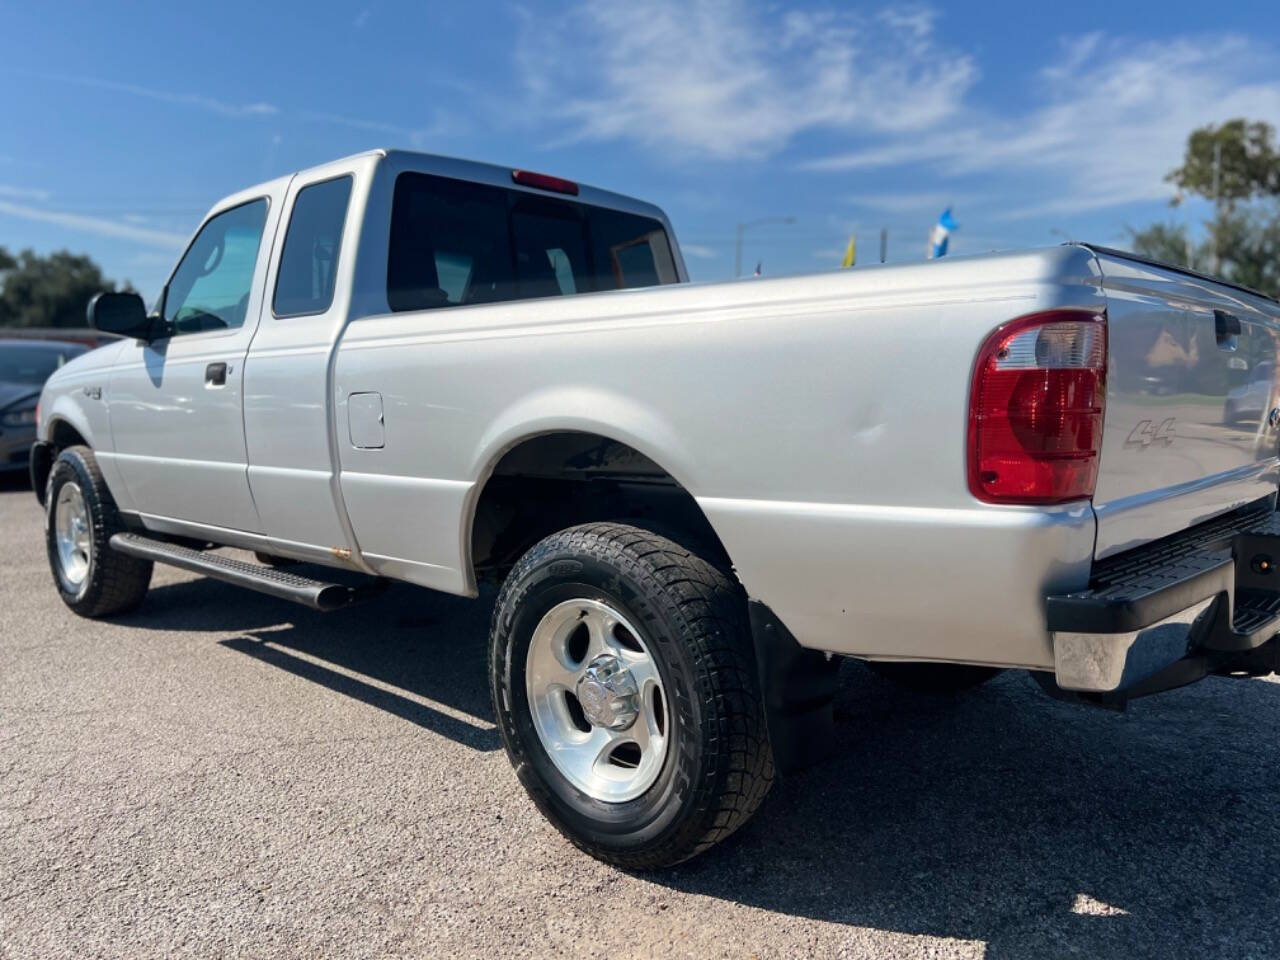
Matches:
[3,472,1280,959]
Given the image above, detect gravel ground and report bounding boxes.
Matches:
[3,473,1280,959]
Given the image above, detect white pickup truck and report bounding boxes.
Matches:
[31,149,1280,867]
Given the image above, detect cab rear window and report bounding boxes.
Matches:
[386,172,677,313]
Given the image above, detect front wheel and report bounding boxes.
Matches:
[45,446,152,618]
[489,523,774,869]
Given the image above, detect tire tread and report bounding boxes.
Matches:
[492,521,774,869]
[47,446,152,618]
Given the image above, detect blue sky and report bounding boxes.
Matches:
[2,0,1278,301]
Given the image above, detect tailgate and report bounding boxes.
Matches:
[1091,248,1280,558]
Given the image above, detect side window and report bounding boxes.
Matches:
[163,199,268,335]
[588,209,679,290]
[387,173,514,311]
[509,198,590,300]
[273,176,353,317]
[385,172,678,313]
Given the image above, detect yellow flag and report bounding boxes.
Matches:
[840,235,857,268]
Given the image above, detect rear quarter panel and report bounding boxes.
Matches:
[334,246,1102,668]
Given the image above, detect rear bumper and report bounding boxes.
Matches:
[1047,498,1280,694]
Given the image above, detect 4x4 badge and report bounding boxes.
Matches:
[1125,417,1176,447]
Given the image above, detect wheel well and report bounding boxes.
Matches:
[49,420,88,450]
[469,432,731,582]
[32,419,89,505]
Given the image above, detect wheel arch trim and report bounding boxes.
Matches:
[459,389,718,591]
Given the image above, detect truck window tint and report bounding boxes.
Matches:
[510,198,590,299]
[588,208,679,290]
[163,199,268,335]
[547,250,576,294]
[434,252,475,303]
[273,176,352,317]
[387,174,513,311]
[386,172,676,313]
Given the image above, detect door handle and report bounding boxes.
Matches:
[205,362,228,386]
[1215,310,1242,350]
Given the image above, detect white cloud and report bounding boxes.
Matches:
[845,191,964,215]
[805,33,1280,216]
[297,109,460,146]
[0,185,51,202]
[681,244,717,259]
[300,111,419,138]
[0,200,187,248]
[516,1,976,159]
[38,72,277,118]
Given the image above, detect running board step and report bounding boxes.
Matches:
[109,533,378,612]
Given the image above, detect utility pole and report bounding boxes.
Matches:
[879,228,887,264]
[734,217,796,277]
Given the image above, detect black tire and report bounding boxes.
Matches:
[45,446,152,618]
[865,660,1001,695]
[490,522,774,869]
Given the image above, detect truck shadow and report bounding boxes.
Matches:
[118,574,1280,956]
[119,575,501,752]
[651,666,1280,958]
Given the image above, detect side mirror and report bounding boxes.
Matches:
[87,291,152,340]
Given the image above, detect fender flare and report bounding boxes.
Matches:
[458,386,709,588]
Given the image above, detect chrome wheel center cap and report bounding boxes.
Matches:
[575,654,640,731]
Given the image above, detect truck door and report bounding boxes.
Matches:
[242,157,371,561]
[107,181,287,533]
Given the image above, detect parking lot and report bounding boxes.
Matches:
[3,474,1280,959]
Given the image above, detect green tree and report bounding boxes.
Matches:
[1167,119,1280,207]
[1129,221,1200,270]
[1209,207,1280,297]
[1134,119,1280,298]
[0,247,124,329]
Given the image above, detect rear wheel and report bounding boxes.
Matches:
[45,446,152,618]
[865,661,1001,694]
[490,522,773,869]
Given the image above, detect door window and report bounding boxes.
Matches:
[385,172,677,313]
[163,199,268,336]
[273,176,353,317]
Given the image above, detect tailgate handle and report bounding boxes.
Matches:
[1215,310,1242,349]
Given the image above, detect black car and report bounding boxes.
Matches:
[0,338,88,475]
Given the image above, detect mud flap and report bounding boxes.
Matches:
[747,600,842,774]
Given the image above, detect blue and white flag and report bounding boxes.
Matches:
[928,208,957,259]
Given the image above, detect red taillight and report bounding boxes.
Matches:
[511,169,579,195]
[967,309,1107,504]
